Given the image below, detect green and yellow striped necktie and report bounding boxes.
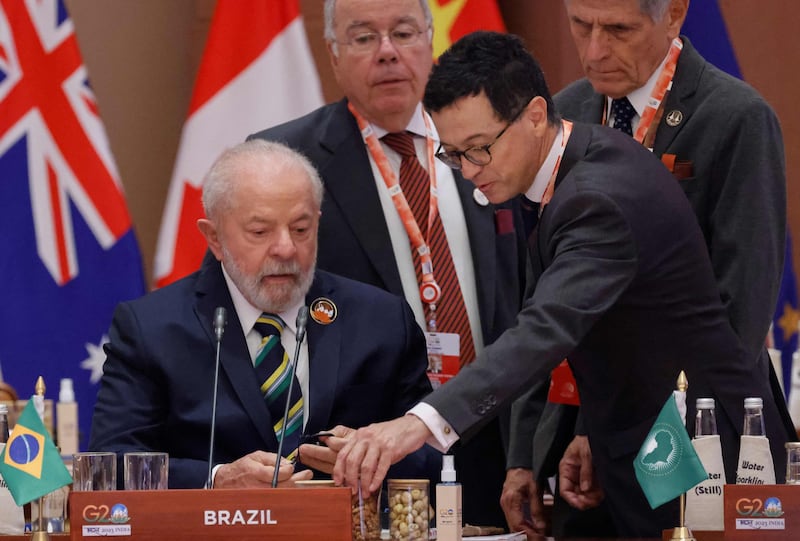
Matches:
[253,313,303,460]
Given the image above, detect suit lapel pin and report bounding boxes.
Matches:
[665,110,683,127]
[310,297,337,325]
[473,188,489,206]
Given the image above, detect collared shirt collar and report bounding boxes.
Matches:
[524,124,564,203]
[369,103,432,140]
[605,50,670,118]
[220,261,302,336]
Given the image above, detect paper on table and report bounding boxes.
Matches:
[463,532,528,541]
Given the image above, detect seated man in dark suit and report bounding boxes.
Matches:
[89,139,436,488]
[329,32,789,538]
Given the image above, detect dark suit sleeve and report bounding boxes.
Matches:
[89,303,207,488]
[506,378,548,469]
[505,248,546,470]
[704,99,785,362]
[426,188,638,441]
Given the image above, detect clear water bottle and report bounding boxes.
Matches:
[695,398,718,437]
[743,397,766,436]
[0,404,9,444]
[785,442,800,484]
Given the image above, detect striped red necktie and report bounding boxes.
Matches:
[382,132,476,367]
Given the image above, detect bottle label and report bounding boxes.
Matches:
[736,436,776,484]
[686,435,725,530]
[435,484,462,540]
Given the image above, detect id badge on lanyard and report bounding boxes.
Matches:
[425,330,460,389]
[348,103,465,388]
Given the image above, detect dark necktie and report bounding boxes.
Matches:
[382,131,476,367]
[520,196,540,239]
[610,97,635,136]
[253,313,303,459]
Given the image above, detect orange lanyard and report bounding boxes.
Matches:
[540,120,574,212]
[348,103,443,306]
[602,37,683,147]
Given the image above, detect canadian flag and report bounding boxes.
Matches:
[153,0,324,287]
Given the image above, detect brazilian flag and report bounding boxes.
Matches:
[0,400,72,505]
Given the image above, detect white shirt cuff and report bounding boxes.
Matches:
[408,402,460,452]
[210,463,224,488]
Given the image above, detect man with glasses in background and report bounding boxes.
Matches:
[249,0,529,528]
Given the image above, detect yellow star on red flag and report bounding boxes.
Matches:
[428,0,506,58]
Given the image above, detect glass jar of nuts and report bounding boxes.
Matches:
[296,479,381,541]
[387,479,430,540]
[352,482,381,541]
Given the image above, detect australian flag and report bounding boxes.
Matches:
[0,1,144,447]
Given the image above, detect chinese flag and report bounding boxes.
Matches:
[429,0,506,57]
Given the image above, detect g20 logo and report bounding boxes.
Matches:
[736,497,783,518]
[82,504,130,523]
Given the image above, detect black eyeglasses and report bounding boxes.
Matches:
[434,99,532,170]
[435,123,513,170]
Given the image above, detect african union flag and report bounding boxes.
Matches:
[0,400,72,505]
[634,391,707,509]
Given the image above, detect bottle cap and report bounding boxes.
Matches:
[59,378,75,402]
[441,454,456,482]
[696,398,715,410]
[744,397,763,409]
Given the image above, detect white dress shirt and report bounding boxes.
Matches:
[210,263,309,486]
[367,103,485,355]
[221,263,310,427]
[606,51,669,133]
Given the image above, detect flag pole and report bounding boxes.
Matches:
[671,371,696,541]
[30,377,50,541]
[30,495,49,541]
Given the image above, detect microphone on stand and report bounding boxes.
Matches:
[206,307,227,489]
[272,306,309,488]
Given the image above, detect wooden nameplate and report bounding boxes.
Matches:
[723,484,800,540]
[68,488,351,540]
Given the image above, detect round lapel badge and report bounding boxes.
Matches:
[665,109,683,127]
[473,188,489,206]
[310,297,337,325]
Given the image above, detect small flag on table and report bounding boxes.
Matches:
[0,401,72,506]
[634,391,707,508]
